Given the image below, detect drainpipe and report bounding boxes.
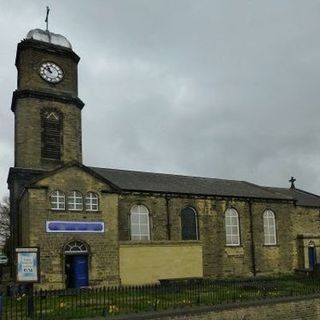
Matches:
[248,200,257,276]
[165,195,171,240]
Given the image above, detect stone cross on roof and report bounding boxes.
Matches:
[289,176,296,189]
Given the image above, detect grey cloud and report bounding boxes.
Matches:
[1,0,320,199]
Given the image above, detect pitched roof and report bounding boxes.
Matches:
[7,167,47,187]
[89,167,293,201]
[10,165,320,206]
[263,187,320,207]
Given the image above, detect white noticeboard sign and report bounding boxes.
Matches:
[16,247,39,283]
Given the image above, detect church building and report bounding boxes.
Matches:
[7,28,320,290]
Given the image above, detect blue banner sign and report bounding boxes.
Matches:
[46,221,105,233]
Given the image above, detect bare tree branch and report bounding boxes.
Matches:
[0,196,10,248]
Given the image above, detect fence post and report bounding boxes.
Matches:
[39,289,42,319]
[27,284,34,318]
[232,280,236,302]
[0,292,3,319]
[153,284,158,311]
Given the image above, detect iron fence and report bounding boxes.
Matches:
[1,276,320,319]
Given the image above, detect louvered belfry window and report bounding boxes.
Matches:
[41,110,62,160]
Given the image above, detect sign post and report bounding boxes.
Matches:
[15,247,40,317]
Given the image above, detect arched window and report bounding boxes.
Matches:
[50,190,65,210]
[85,192,99,211]
[225,208,240,246]
[130,205,150,240]
[263,210,277,245]
[41,109,62,160]
[64,241,88,254]
[181,207,199,240]
[68,191,83,211]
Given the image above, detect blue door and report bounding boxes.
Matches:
[72,255,89,288]
[308,247,316,270]
[67,255,88,288]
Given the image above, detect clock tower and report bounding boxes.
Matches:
[12,28,84,171]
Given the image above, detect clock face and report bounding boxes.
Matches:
[39,62,64,83]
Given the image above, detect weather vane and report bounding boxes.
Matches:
[45,6,50,31]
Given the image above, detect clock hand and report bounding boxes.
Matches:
[45,66,52,74]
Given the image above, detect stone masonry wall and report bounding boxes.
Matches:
[292,206,320,269]
[252,201,295,275]
[14,98,82,170]
[18,165,319,287]
[111,296,320,320]
[14,41,82,170]
[118,194,298,279]
[21,166,120,290]
[17,43,78,96]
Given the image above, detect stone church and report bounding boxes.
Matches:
[7,28,320,290]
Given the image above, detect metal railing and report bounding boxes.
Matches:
[2,276,320,319]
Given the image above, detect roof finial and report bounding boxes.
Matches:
[289,176,296,189]
[45,6,50,31]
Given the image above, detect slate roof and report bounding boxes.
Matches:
[89,167,293,201]
[7,167,48,205]
[263,187,320,207]
[8,167,46,184]
[9,165,320,207]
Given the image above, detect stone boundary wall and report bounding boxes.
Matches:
[101,294,320,320]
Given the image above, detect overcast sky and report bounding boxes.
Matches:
[1,0,320,200]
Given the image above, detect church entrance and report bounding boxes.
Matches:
[64,241,89,289]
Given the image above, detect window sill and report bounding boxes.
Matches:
[50,210,101,213]
[41,158,61,163]
[119,240,202,247]
[225,246,244,257]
